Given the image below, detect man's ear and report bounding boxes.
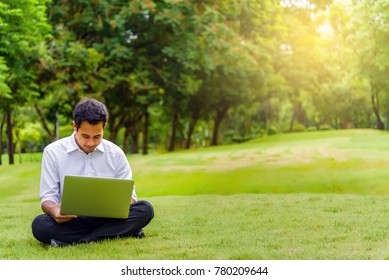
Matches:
[73,121,77,132]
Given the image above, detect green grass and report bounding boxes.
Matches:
[1,129,389,259]
[133,129,389,196]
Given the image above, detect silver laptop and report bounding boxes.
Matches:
[60,175,134,219]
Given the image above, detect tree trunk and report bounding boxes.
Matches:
[370,82,385,130]
[6,111,14,165]
[386,110,389,131]
[107,112,126,145]
[130,125,139,154]
[109,126,120,145]
[122,129,129,154]
[211,103,228,146]
[0,114,5,165]
[142,110,149,155]
[211,119,220,146]
[185,117,198,149]
[185,103,202,149]
[168,107,179,152]
[289,109,296,132]
[17,134,22,164]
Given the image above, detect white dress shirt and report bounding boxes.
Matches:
[39,132,137,204]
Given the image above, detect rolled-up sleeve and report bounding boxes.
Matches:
[40,147,61,205]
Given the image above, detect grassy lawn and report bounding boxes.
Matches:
[0,129,389,259]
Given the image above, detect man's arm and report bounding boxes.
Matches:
[115,147,138,203]
[41,200,77,223]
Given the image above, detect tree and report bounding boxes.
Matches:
[345,0,389,130]
[0,0,51,164]
[0,57,11,165]
[183,0,283,146]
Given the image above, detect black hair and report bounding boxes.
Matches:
[73,98,109,129]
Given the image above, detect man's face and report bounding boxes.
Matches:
[73,121,104,154]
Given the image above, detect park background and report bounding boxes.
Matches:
[0,0,389,259]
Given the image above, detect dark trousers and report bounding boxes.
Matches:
[31,200,154,245]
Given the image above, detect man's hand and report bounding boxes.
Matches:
[41,200,77,223]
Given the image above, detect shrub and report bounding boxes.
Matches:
[319,124,333,130]
[292,123,306,132]
[267,125,278,135]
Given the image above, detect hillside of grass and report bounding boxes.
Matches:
[0,129,388,260]
[132,129,389,197]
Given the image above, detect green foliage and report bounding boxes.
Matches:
[291,122,305,132]
[0,57,10,98]
[319,124,332,130]
[0,0,51,96]
[2,0,389,156]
